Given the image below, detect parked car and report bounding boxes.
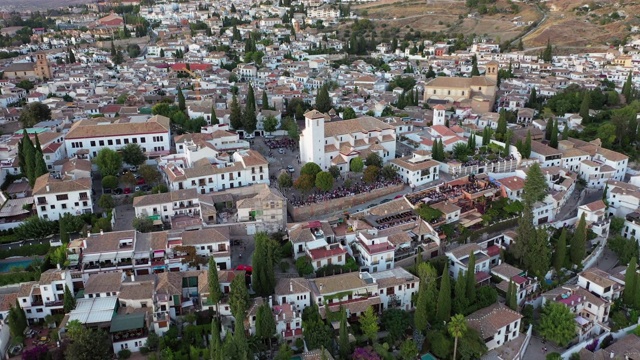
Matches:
[244,133,255,139]
[380,198,392,204]
[394,194,404,199]
[103,188,112,194]
[129,166,138,172]
[136,178,145,185]
[264,134,275,139]
[236,265,253,273]
[278,148,286,154]
[287,165,295,173]
[114,188,123,195]
[140,185,151,191]
[124,188,131,194]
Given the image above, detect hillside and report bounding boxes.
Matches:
[354,0,638,51]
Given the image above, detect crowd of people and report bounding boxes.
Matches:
[461,154,516,167]
[374,211,417,230]
[265,138,296,150]
[289,178,403,207]
[407,177,499,206]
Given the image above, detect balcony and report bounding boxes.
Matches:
[45,300,63,307]
[135,259,150,266]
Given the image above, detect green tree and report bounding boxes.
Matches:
[63,284,76,312]
[252,233,277,297]
[399,339,418,360]
[263,115,278,134]
[623,72,633,101]
[523,130,532,158]
[470,55,480,76]
[65,328,112,360]
[132,216,153,233]
[579,91,591,123]
[623,256,637,307]
[230,95,243,130]
[436,264,451,323]
[177,86,186,111]
[365,153,383,168]
[242,103,257,134]
[19,102,52,128]
[448,314,467,360]
[381,308,410,345]
[210,319,222,360]
[350,157,364,173]
[550,120,558,148]
[466,252,476,303]
[542,38,553,63]
[138,164,161,185]
[278,172,293,189]
[343,107,356,120]
[208,257,223,317]
[562,123,569,140]
[570,213,587,265]
[274,343,293,360]
[294,174,315,193]
[363,165,379,183]
[68,48,76,63]
[121,143,146,166]
[544,118,553,141]
[554,228,567,272]
[102,175,118,189]
[300,162,322,179]
[359,306,379,344]
[255,302,276,349]
[338,308,351,359]
[528,87,538,108]
[508,281,518,310]
[98,194,115,210]
[502,130,512,157]
[94,148,123,177]
[210,105,219,125]
[16,79,34,91]
[453,271,468,315]
[229,271,250,320]
[261,91,269,110]
[458,328,488,360]
[315,84,332,113]
[33,149,47,183]
[59,216,70,243]
[315,171,334,191]
[522,163,547,205]
[8,303,27,338]
[496,110,508,140]
[246,84,256,110]
[538,302,577,346]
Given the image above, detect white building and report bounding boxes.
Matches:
[370,267,419,311]
[577,200,610,238]
[352,231,395,273]
[466,303,523,351]
[33,174,93,220]
[64,115,171,159]
[390,150,440,187]
[17,269,74,322]
[163,149,269,193]
[445,243,492,283]
[577,268,623,301]
[274,278,312,312]
[605,180,640,218]
[299,110,396,173]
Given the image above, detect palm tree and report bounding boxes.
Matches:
[448,314,467,360]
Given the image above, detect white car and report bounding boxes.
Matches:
[244,133,255,139]
[278,148,286,154]
[287,165,295,173]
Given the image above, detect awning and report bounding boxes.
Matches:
[82,254,100,262]
[153,220,163,226]
[153,251,165,258]
[181,300,194,308]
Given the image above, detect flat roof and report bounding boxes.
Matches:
[110,312,145,333]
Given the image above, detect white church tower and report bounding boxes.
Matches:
[433,104,446,126]
[300,110,327,169]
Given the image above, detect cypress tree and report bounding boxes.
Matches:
[523,130,532,158]
[503,130,512,157]
[68,48,76,63]
[246,84,256,110]
[211,319,222,360]
[496,110,507,140]
[230,95,243,130]
[570,213,587,265]
[160,48,165,57]
[315,84,332,113]
[554,228,567,273]
[338,308,351,359]
[261,91,269,110]
[544,118,553,141]
[528,87,537,108]
[63,285,76,313]
[210,105,219,125]
[562,123,569,140]
[471,55,480,76]
[542,39,552,62]
[242,102,257,134]
[508,281,518,310]
[22,133,35,185]
[435,264,451,324]
[623,72,633,101]
[34,149,47,180]
[453,270,468,314]
[110,41,116,56]
[623,257,637,306]
[579,91,591,123]
[466,252,476,303]
[177,86,186,111]
[550,119,559,148]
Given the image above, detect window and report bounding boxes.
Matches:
[99,140,104,146]
[90,141,96,147]
[56,194,68,201]
[61,204,67,209]
[50,205,55,209]
[116,139,121,145]
[141,137,146,143]
[124,139,129,144]
[108,140,113,145]
[132,138,137,143]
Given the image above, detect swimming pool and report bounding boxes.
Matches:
[0,259,33,272]
[421,353,437,360]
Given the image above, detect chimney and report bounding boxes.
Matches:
[56,263,61,270]
[131,274,135,282]
[100,229,104,236]
[319,283,323,291]
[46,185,50,192]
[609,352,614,359]
[289,280,293,293]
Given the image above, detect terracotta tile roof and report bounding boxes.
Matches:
[84,272,123,294]
[133,188,199,207]
[582,200,606,212]
[38,269,65,285]
[32,174,91,195]
[466,303,522,338]
[579,268,616,289]
[309,272,367,295]
[308,245,346,260]
[324,116,394,138]
[17,282,36,298]
[274,278,312,296]
[65,115,170,139]
[498,176,525,191]
[83,230,136,254]
[119,280,154,300]
[181,227,229,246]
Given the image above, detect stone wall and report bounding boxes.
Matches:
[288,183,405,222]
